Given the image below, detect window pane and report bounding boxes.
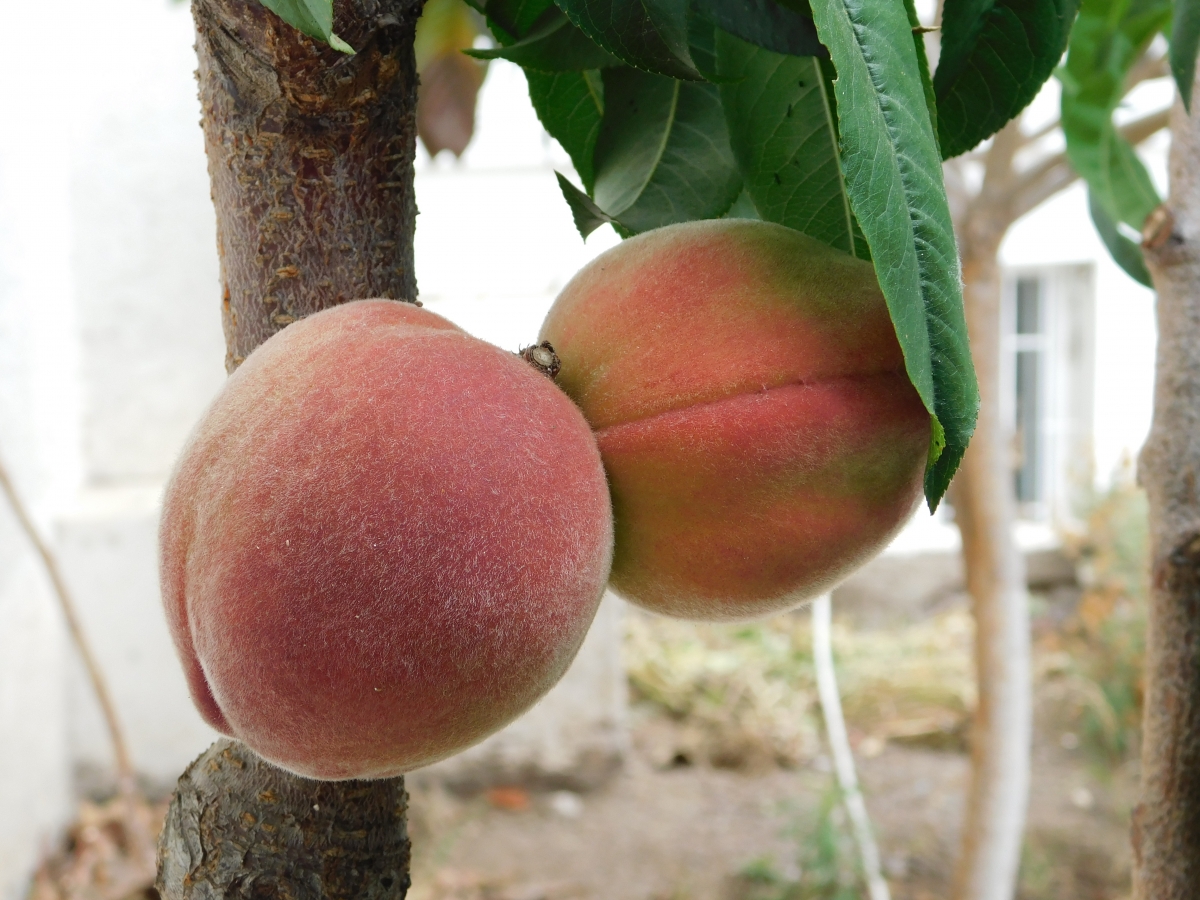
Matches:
[1016,277,1040,335]
[1015,349,1041,503]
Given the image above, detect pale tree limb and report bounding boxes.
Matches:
[949,234,1032,900]
[1011,107,1171,221]
[1122,107,1173,147]
[944,118,1032,900]
[1125,49,1170,95]
[0,453,134,788]
[1010,158,1077,223]
[811,594,890,900]
[1018,117,1061,148]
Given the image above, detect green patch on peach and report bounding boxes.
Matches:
[541,220,930,621]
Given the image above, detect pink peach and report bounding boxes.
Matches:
[160,300,613,779]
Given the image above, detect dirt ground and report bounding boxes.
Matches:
[402,696,1137,900]
[31,557,1148,900]
[28,731,1136,900]
[27,608,1140,900]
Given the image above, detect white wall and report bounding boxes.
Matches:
[0,1,86,895]
[0,7,629,894]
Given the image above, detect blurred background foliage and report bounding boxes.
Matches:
[1050,471,1150,764]
[736,787,863,900]
[415,0,489,157]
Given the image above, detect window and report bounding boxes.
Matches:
[1002,266,1095,522]
[1013,277,1044,505]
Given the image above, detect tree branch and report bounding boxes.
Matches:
[195,0,423,370]
[158,741,411,900]
[1122,107,1173,146]
[1125,49,1170,95]
[1132,81,1200,897]
[812,595,890,900]
[0,455,134,789]
[1011,158,1078,222]
[1011,107,1171,220]
[1018,117,1061,149]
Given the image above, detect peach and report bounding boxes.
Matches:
[160,300,613,780]
[540,220,930,621]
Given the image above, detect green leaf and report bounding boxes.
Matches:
[809,0,978,510]
[687,14,722,81]
[526,69,605,189]
[642,0,696,73]
[1088,189,1153,286]
[715,34,866,258]
[589,68,743,234]
[904,0,938,142]
[475,0,556,39]
[557,172,620,237]
[722,190,762,220]
[1171,0,1200,110]
[934,0,1079,158]
[257,0,354,53]
[692,0,825,58]
[1061,0,1169,230]
[469,9,622,70]
[553,0,703,79]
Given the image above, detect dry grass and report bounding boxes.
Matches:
[625,605,975,770]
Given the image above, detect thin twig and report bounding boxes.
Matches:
[1124,48,1170,95]
[812,593,890,900]
[0,458,150,868]
[1019,117,1061,148]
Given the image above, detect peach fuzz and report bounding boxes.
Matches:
[539,220,930,621]
[160,300,613,780]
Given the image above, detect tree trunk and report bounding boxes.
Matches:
[194,0,422,370]
[1132,81,1200,899]
[950,231,1032,900]
[158,740,411,900]
[156,1,422,895]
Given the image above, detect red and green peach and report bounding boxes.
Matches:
[540,219,930,621]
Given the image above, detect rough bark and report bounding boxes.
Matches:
[1133,82,1200,899]
[158,740,411,900]
[157,1,421,895]
[946,120,1032,900]
[194,0,423,370]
